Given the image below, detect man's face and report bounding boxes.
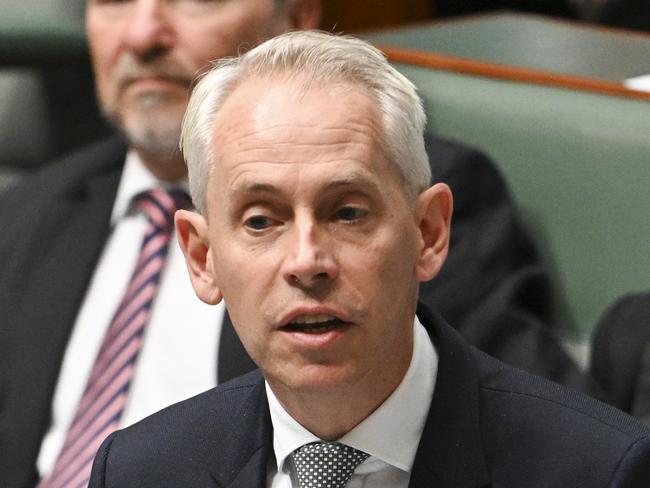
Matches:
[86,0,301,157]
[195,78,438,396]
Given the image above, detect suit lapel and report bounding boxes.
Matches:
[409,305,491,488]
[220,447,270,488]
[207,375,273,488]
[0,140,124,487]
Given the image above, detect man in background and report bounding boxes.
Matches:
[0,1,591,487]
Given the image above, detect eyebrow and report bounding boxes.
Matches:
[229,182,279,199]
[229,170,381,199]
[322,172,379,192]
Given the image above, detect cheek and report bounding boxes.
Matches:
[86,28,117,99]
[210,237,275,306]
[363,226,418,272]
[184,8,277,64]
[211,244,273,357]
[353,228,420,302]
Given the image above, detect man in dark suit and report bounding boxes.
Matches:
[89,31,650,487]
[591,292,650,422]
[0,1,594,487]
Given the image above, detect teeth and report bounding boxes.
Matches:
[291,314,336,325]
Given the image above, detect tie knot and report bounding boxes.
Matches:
[133,188,192,231]
[291,442,369,488]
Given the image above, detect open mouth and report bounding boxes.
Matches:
[283,314,346,334]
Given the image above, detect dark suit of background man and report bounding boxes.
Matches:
[89,31,650,487]
[591,292,650,423]
[0,1,594,487]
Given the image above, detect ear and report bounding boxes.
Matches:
[286,0,322,29]
[414,183,453,282]
[175,209,223,305]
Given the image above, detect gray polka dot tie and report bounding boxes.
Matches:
[291,441,369,487]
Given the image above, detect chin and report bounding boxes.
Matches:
[272,362,363,394]
[121,114,183,156]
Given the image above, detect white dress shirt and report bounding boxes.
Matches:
[37,151,223,477]
[266,316,438,488]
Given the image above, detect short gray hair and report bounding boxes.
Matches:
[180,30,430,213]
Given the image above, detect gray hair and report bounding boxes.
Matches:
[180,30,430,213]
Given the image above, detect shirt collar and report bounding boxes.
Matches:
[266,315,438,475]
[110,150,189,224]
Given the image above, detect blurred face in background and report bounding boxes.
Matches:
[86,0,320,177]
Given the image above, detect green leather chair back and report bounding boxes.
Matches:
[0,0,108,192]
[367,13,650,341]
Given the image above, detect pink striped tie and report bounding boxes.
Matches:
[38,188,190,488]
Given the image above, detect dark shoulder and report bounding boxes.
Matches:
[423,133,508,202]
[476,347,649,439]
[472,349,650,485]
[593,292,650,347]
[0,136,125,208]
[590,292,650,410]
[119,370,262,437]
[92,372,266,486]
[423,133,495,174]
[107,370,264,455]
[0,137,125,250]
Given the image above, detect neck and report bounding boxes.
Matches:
[135,147,188,182]
[268,335,413,441]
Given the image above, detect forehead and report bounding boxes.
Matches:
[210,77,389,177]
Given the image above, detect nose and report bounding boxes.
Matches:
[283,219,338,290]
[123,0,174,56]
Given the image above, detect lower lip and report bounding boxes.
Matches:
[279,322,353,348]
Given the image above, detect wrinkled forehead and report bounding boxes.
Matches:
[203,76,406,206]
[211,76,388,166]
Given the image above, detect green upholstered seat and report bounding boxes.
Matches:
[366,13,650,343]
[0,0,108,191]
[0,1,86,65]
[366,12,650,82]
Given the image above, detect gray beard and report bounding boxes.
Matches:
[123,117,182,159]
[105,92,183,160]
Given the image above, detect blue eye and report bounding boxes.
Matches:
[245,215,272,230]
[337,206,367,221]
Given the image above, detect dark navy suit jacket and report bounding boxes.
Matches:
[89,305,650,488]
